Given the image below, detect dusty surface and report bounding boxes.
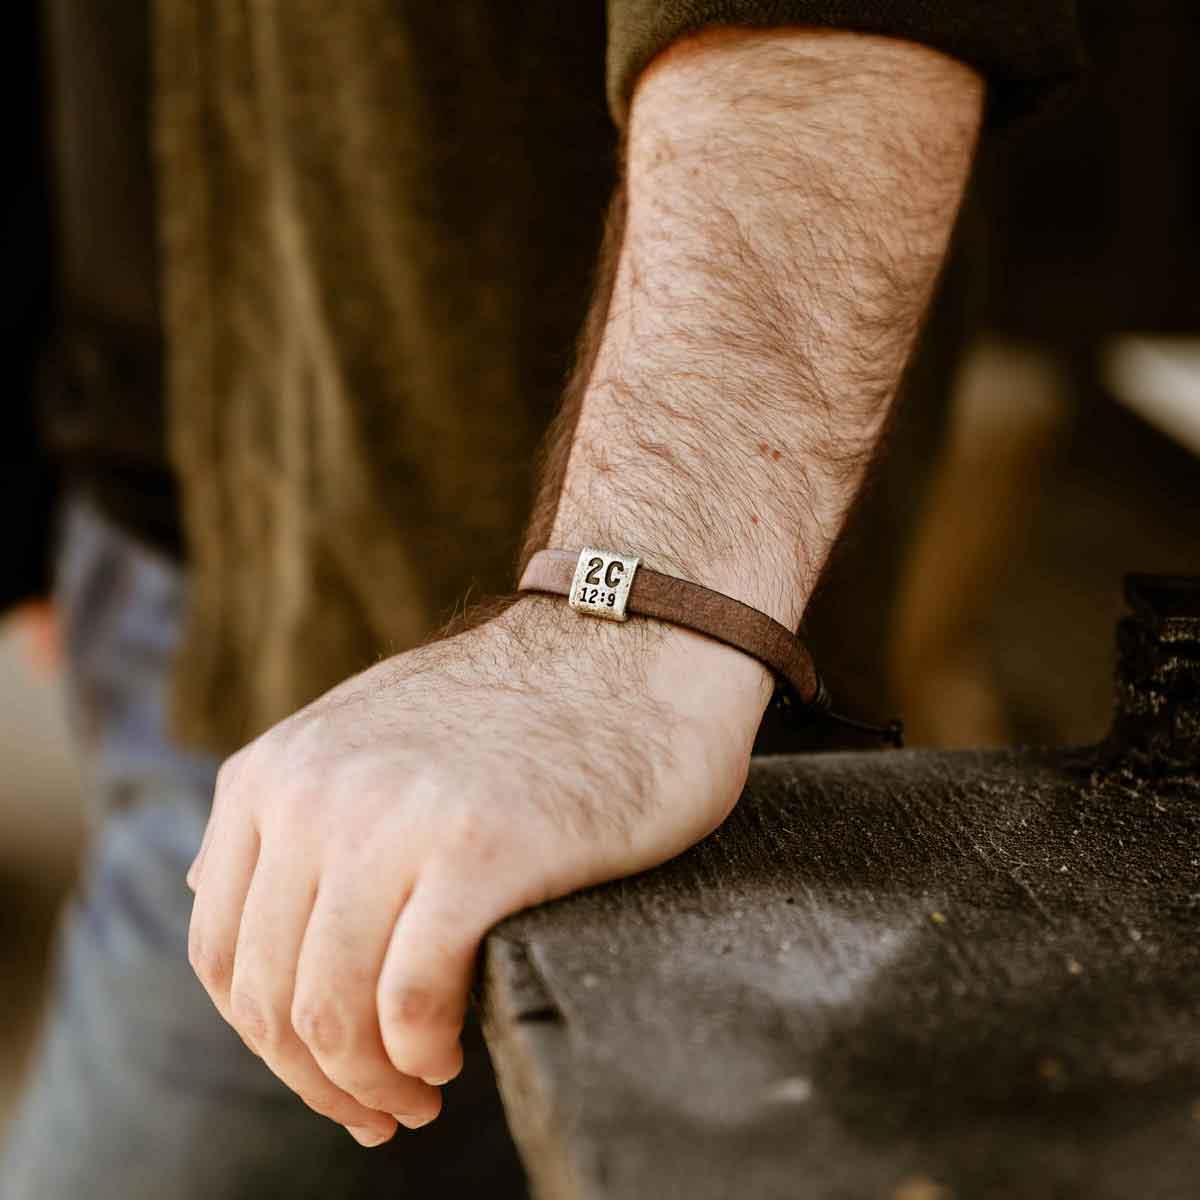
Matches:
[485,743,1200,1200]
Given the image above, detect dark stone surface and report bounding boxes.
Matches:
[482,578,1200,1199]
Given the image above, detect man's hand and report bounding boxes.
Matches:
[188,600,769,1145]
[189,26,981,1145]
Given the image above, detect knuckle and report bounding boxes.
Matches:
[214,745,253,798]
[437,817,506,878]
[447,807,494,853]
[379,982,445,1031]
[275,712,335,775]
[291,999,349,1059]
[230,988,283,1050]
[213,758,236,797]
[404,760,444,809]
[188,936,232,992]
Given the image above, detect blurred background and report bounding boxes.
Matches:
[0,631,81,1129]
[2,0,1198,1156]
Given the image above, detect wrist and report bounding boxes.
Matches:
[497,592,774,729]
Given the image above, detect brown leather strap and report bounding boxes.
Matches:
[518,548,828,710]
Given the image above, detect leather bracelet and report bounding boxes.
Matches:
[520,545,826,703]
[518,547,903,746]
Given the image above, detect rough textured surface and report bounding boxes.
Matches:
[483,578,1200,1199]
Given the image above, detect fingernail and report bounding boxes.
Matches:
[348,1125,390,1147]
[422,1074,455,1086]
[392,1113,436,1130]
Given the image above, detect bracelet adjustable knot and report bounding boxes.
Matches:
[518,547,903,747]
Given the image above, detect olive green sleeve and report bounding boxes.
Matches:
[606,0,1083,128]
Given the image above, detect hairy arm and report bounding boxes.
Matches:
[538,26,982,626]
[187,27,982,1147]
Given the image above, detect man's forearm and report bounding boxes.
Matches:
[538,27,983,631]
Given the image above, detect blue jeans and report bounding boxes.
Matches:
[0,502,525,1198]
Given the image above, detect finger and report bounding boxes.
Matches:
[186,809,216,891]
[187,804,259,1017]
[292,869,441,1129]
[377,871,490,1086]
[228,845,398,1146]
[188,752,246,890]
